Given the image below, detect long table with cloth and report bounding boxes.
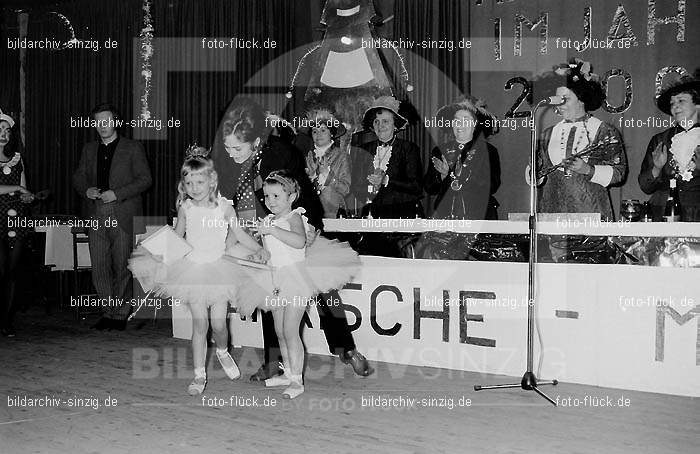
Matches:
[169,219,700,397]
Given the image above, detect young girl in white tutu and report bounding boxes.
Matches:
[129,149,268,395]
[237,170,360,399]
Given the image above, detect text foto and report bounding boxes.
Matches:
[200,38,277,49]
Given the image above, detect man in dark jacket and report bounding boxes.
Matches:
[72,103,152,330]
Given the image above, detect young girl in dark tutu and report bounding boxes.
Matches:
[237,170,360,399]
[129,148,268,395]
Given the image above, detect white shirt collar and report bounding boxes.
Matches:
[101,134,118,146]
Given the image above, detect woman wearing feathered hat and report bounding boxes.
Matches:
[303,108,351,218]
[529,59,627,220]
[425,96,500,220]
[638,70,700,221]
[350,95,423,219]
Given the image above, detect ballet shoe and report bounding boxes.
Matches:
[187,376,207,395]
[216,349,241,380]
[264,363,291,387]
[282,376,304,399]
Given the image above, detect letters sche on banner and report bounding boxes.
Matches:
[172,258,700,397]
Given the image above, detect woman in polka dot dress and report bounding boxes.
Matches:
[0,111,35,337]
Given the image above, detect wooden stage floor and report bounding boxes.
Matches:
[1,308,697,454]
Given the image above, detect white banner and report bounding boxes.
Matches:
[172,257,700,396]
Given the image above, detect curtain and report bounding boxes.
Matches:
[12,0,310,219]
[9,0,467,219]
[392,0,470,213]
[0,10,22,138]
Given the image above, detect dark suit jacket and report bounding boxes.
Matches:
[638,125,700,214]
[424,138,491,220]
[72,136,152,234]
[351,138,423,218]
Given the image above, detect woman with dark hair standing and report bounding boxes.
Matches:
[212,98,372,382]
[0,110,34,336]
[530,59,627,220]
[425,96,500,220]
[212,98,323,227]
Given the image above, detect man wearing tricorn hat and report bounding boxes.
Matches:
[639,71,700,221]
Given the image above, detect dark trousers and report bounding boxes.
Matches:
[0,237,25,329]
[261,289,357,364]
[88,203,134,320]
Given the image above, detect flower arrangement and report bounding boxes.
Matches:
[553,58,599,82]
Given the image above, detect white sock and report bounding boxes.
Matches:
[194,367,206,379]
[216,348,228,357]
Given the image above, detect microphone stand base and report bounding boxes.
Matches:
[474,372,559,406]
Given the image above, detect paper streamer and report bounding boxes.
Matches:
[48,12,79,49]
[139,0,154,121]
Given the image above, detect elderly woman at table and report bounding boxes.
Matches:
[425,96,500,220]
[415,97,503,260]
[0,110,34,337]
[303,108,351,219]
[350,95,423,219]
[529,59,627,221]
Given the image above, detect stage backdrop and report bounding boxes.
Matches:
[468,0,699,218]
[172,257,700,397]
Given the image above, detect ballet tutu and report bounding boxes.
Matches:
[128,246,266,308]
[235,236,361,317]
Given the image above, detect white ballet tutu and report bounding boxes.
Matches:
[128,246,266,309]
[235,236,361,317]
